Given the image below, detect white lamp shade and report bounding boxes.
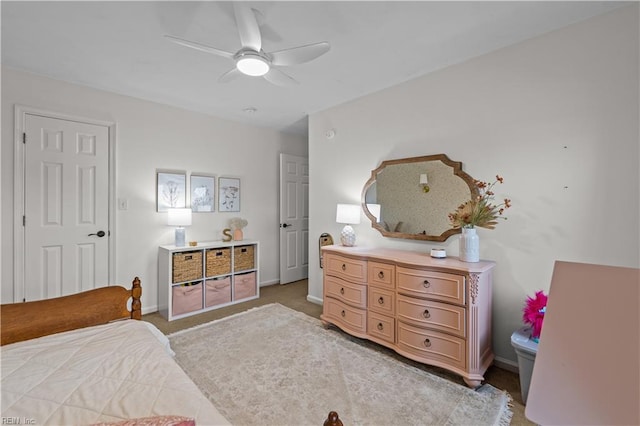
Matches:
[167,208,192,226]
[366,203,381,222]
[336,204,361,225]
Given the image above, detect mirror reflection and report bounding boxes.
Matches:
[362,154,477,242]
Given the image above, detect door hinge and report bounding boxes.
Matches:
[22,132,26,144]
[23,298,26,303]
[23,215,26,226]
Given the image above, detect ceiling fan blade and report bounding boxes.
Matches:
[165,35,234,59]
[252,9,283,43]
[263,68,298,87]
[270,42,330,67]
[233,3,262,51]
[218,68,242,83]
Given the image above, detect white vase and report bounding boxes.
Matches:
[459,227,479,262]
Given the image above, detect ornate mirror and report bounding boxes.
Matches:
[361,154,478,242]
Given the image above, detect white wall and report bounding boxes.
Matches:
[308,5,639,365]
[1,68,307,311]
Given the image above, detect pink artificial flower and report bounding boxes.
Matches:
[522,290,548,339]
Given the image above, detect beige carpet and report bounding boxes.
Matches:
[168,303,512,426]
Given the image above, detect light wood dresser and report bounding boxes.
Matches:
[320,245,495,388]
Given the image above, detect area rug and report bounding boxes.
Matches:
[168,303,512,426]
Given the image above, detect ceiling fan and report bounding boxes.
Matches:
[165,3,330,87]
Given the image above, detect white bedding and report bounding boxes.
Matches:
[1,320,230,425]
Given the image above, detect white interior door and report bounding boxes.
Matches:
[23,113,110,301]
[279,153,309,284]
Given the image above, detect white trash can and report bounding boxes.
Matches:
[511,326,539,404]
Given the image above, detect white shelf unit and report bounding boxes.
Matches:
[158,240,260,321]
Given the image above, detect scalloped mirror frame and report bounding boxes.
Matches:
[361,154,478,242]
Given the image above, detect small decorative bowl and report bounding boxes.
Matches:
[188,241,198,247]
[430,248,447,258]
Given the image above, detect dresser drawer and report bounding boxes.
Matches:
[323,297,367,334]
[325,276,367,308]
[367,311,395,344]
[368,286,395,316]
[368,261,395,289]
[397,321,466,371]
[325,254,367,283]
[397,294,466,338]
[397,267,465,305]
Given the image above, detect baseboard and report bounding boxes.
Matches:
[260,279,279,287]
[141,305,157,315]
[493,356,519,373]
[306,294,323,305]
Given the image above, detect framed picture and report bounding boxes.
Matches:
[218,177,240,212]
[157,171,186,212]
[190,174,215,212]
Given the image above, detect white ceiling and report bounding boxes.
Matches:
[1,1,626,135]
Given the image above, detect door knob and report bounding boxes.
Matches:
[281,223,292,228]
[88,230,106,237]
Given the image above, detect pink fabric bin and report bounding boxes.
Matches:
[205,277,231,307]
[172,283,203,316]
[234,272,256,300]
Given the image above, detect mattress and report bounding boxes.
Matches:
[0,320,230,425]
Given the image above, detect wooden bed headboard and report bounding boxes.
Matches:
[0,277,141,346]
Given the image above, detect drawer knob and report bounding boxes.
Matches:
[422,309,431,319]
[377,322,384,331]
[378,271,384,279]
[340,288,345,295]
[423,280,431,288]
[341,264,346,271]
[341,310,346,317]
[378,296,384,305]
[423,338,432,348]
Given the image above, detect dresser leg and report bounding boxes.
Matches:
[320,319,331,329]
[463,378,483,389]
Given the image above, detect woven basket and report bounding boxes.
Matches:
[206,248,232,277]
[234,245,255,272]
[172,251,203,283]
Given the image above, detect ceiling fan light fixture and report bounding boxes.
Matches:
[166,3,330,86]
[236,54,270,76]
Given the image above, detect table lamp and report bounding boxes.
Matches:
[167,208,192,247]
[336,204,361,246]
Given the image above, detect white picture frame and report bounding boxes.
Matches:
[157,171,186,212]
[218,177,240,212]
[190,174,215,212]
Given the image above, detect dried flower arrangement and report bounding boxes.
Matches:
[229,217,248,230]
[523,290,548,342]
[448,175,512,229]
